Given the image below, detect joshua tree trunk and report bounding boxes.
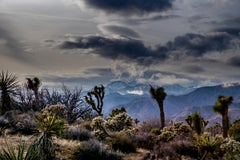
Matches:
[158,100,165,129]
[222,111,229,138]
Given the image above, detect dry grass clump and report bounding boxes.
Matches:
[54,138,80,159]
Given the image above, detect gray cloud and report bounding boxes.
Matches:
[165,32,234,57]
[82,0,174,16]
[83,68,114,77]
[183,65,205,74]
[216,28,240,37]
[60,35,167,65]
[59,28,240,66]
[0,26,23,58]
[100,25,140,38]
[228,56,240,67]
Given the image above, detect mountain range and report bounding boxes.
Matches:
[102,81,240,125]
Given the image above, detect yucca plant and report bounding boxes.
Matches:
[33,113,67,160]
[193,133,223,159]
[0,71,19,115]
[0,140,40,160]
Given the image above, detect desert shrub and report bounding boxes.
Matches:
[105,112,133,132]
[152,140,198,159]
[158,130,176,142]
[108,133,136,153]
[80,120,92,131]
[193,133,224,159]
[0,116,10,136]
[158,122,193,142]
[64,125,93,141]
[72,139,122,160]
[0,140,40,160]
[91,116,110,140]
[5,112,37,135]
[229,120,240,141]
[170,140,198,158]
[150,128,161,135]
[206,123,222,136]
[139,118,160,132]
[134,132,157,150]
[10,119,37,135]
[220,138,240,159]
[153,142,178,159]
[41,104,66,119]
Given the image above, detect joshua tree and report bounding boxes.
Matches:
[150,85,167,129]
[185,112,208,135]
[213,95,233,138]
[0,71,18,115]
[25,77,41,111]
[85,85,105,116]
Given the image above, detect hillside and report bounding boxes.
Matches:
[103,82,240,123]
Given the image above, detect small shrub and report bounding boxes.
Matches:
[108,133,136,153]
[171,140,198,158]
[10,120,37,135]
[229,119,240,141]
[64,125,93,141]
[193,133,224,159]
[72,139,122,160]
[158,130,175,142]
[206,123,222,136]
[220,138,240,159]
[134,132,156,150]
[150,128,161,135]
[139,118,160,132]
[105,112,133,132]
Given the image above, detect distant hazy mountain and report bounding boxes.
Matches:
[102,81,240,124]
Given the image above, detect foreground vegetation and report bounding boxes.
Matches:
[0,71,240,160]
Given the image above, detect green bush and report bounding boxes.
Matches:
[72,139,122,160]
[193,133,224,159]
[105,112,133,132]
[150,128,161,135]
[0,140,40,160]
[158,130,176,142]
[229,120,240,141]
[108,133,136,153]
[34,112,67,160]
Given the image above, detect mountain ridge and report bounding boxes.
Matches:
[102,81,240,124]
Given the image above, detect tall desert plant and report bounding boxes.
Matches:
[185,112,208,135]
[213,95,233,138]
[85,85,105,116]
[0,71,18,115]
[25,77,41,111]
[149,85,167,129]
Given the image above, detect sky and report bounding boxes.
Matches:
[0,0,240,90]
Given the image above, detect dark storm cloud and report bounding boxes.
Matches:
[183,65,205,74]
[102,25,140,38]
[228,56,240,67]
[60,35,167,65]
[83,0,174,16]
[59,28,240,65]
[165,32,234,57]
[216,28,240,36]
